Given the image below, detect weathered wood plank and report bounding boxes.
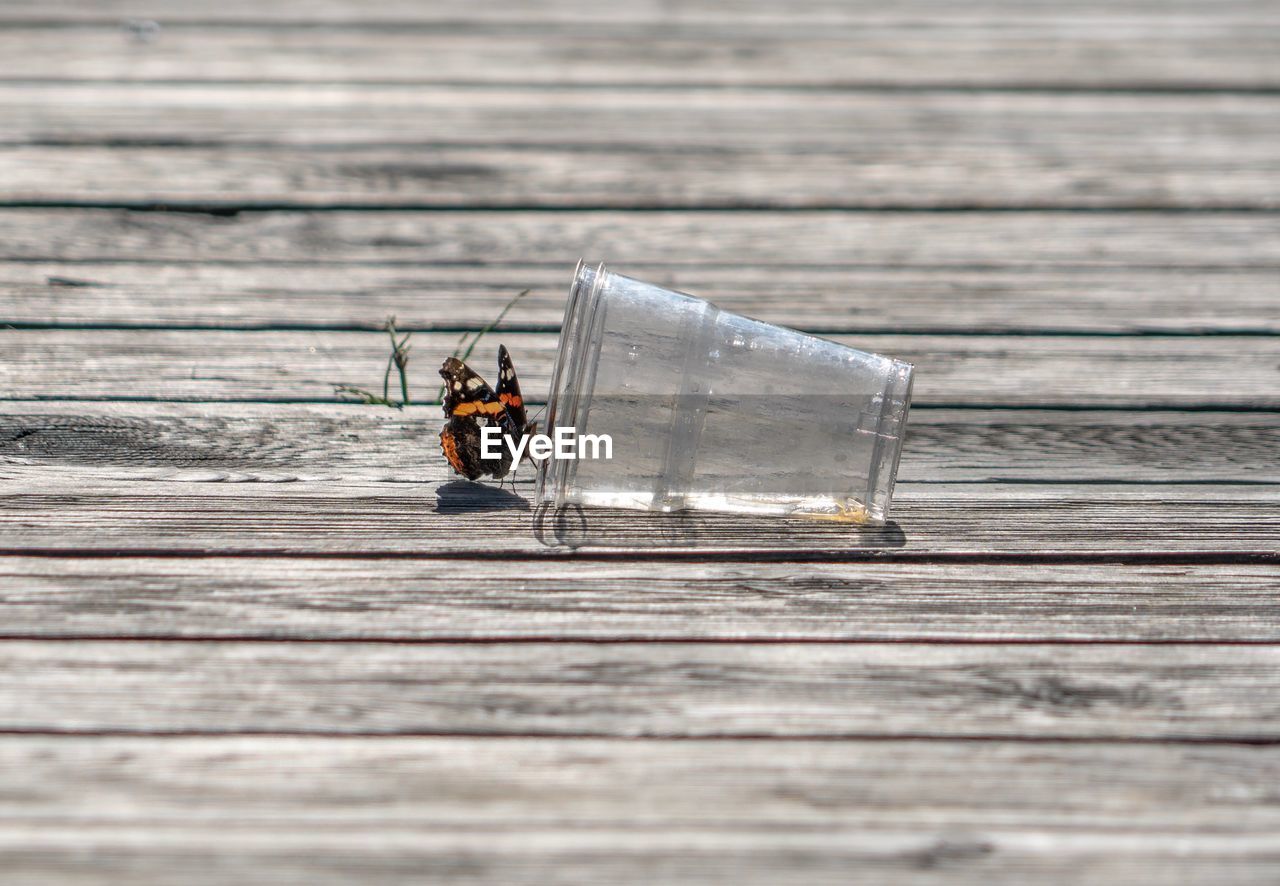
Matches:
[3,88,1278,211]
[8,735,1280,829]
[2,403,1275,555]
[3,556,1277,641]
[5,403,1276,485]
[6,22,1279,91]
[7,402,1280,483]
[2,482,1275,555]
[0,737,1276,886]
[4,208,1277,268]
[3,0,1276,26]
[8,262,1280,334]
[6,828,1278,886]
[7,86,1275,153]
[2,20,1278,90]
[7,130,1280,209]
[0,640,1277,738]
[3,329,1278,408]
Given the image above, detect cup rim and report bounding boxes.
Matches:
[535,259,607,505]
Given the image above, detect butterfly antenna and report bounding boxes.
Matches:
[436,289,531,403]
[454,289,531,365]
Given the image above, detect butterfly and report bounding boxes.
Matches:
[438,345,536,481]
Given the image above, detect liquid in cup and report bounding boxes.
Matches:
[536,261,914,524]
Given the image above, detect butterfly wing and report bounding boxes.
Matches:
[438,356,515,479]
[439,356,510,425]
[439,415,487,480]
[496,344,530,432]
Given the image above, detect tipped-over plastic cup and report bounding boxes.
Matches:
[535,261,914,524]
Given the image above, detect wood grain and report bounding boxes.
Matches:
[0,736,1276,885]
[5,403,1277,485]
[6,827,1278,886]
[4,208,1277,268]
[3,0,1276,27]
[7,0,1279,16]
[3,328,1278,408]
[0,640,1278,738]
[4,91,1279,209]
[7,85,1274,153]
[1,21,1275,91]
[3,88,1279,211]
[2,482,1276,556]
[1,3,1276,881]
[9,262,1280,334]
[3,556,1278,641]
[4,734,1276,831]
[33,84,1280,151]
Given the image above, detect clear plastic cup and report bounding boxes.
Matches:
[535,261,914,524]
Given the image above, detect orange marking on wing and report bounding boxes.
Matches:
[452,401,506,418]
[439,428,465,473]
[500,393,523,408]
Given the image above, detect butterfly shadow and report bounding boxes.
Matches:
[433,479,530,515]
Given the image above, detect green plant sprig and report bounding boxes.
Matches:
[333,290,532,409]
[333,316,412,409]
[436,289,530,402]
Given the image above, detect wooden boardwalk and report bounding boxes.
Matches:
[2,2,1279,882]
